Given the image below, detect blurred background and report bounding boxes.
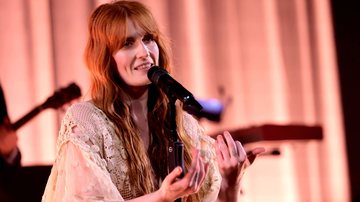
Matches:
[0,0,358,201]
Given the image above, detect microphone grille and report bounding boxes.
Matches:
[147,66,168,84]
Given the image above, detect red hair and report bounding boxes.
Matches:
[84,1,207,201]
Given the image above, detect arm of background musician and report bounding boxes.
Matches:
[0,118,21,170]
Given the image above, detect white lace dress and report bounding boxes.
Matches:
[42,101,221,202]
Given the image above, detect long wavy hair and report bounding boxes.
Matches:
[84,1,208,201]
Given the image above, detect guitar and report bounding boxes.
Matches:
[10,83,81,130]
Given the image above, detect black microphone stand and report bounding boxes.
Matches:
[167,95,185,202]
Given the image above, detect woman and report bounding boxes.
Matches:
[42,1,264,201]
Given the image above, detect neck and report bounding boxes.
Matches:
[131,89,148,109]
[128,88,150,150]
[124,85,149,100]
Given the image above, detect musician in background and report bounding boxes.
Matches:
[0,84,21,171]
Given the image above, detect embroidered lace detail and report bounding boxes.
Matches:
[56,102,134,199]
[182,113,217,162]
[50,102,220,201]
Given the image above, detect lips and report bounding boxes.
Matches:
[134,62,153,70]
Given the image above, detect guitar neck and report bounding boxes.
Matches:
[11,105,45,130]
[3,83,80,131]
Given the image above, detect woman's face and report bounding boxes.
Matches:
[113,20,159,92]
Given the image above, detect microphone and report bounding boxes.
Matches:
[147,66,203,113]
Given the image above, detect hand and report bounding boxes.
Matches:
[214,131,265,201]
[158,149,209,202]
[0,117,18,157]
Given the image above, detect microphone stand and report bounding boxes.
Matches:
[167,95,185,202]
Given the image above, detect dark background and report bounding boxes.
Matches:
[331,1,360,201]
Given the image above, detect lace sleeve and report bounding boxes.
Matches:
[42,128,124,202]
[42,102,124,202]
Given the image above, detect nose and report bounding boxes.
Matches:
[137,41,150,58]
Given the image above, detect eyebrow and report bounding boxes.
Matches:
[124,35,135,41]
[125,31,147,40]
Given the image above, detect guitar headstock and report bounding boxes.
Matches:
[42,83,81,109]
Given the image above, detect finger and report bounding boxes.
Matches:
[192,157,205,191]
[163,166,183,185]
[188,150,200,187]
[216,135,230,161]
[253,147,266,155]
[189,171,199,190]
[214,139,224,165]
[247,147,266,164]
[202,162,210,183]
[235,141,247,162]
[197,157,205,182]
[170,150,201,195]
[196,160,208,190]
[223,131,238,157]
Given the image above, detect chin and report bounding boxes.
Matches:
[140,79,152,86]
[131,81,151,88]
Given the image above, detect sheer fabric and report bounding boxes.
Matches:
[42,101,221,202]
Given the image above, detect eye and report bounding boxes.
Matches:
[143,34,155,43]
[123,38,134,48]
